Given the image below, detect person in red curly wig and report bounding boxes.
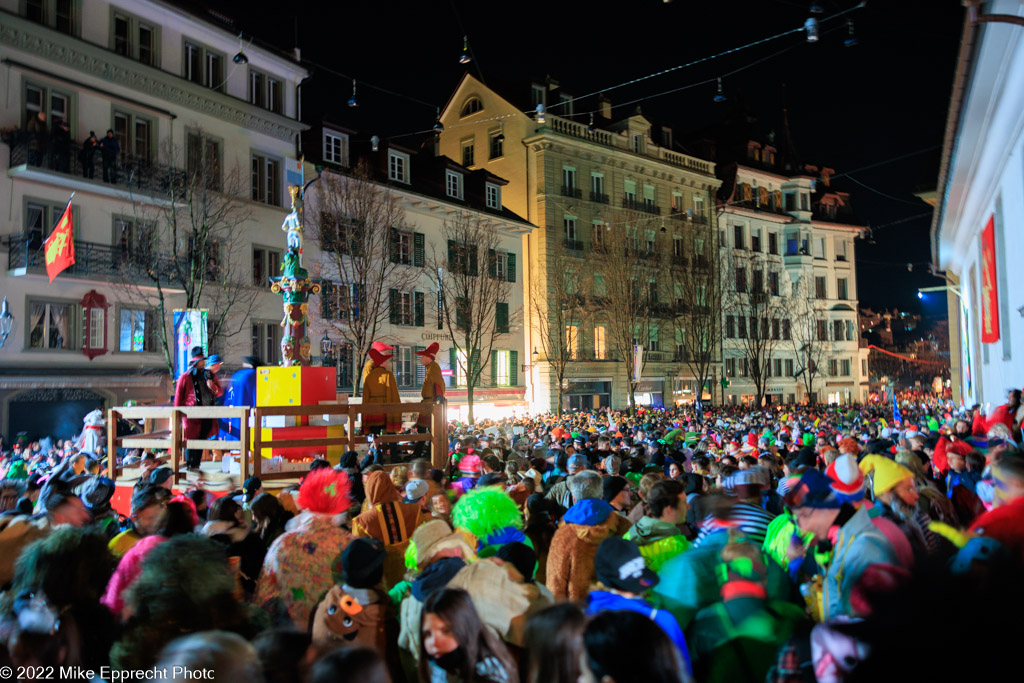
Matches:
[254,467,353,629]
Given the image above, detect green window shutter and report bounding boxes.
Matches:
[496,302,508,334]
[449,347,458,388]
[320,281,335,320]
[416,346,426,384]
[414,232,425,267]
[471,348,481,383]
[455,298,465,330]
[509,350,518,386]
[488,248,497,278]
[469,246,478,276]
[491,349,499,386]
[389,289,399,324]
[507,252,516,282]
[414,291,425,327]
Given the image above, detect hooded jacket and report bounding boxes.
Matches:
[821,506,899,620]
[354,471,423,588]
[545,499,627,601]
[587,590,691,670]
[398,557,466,662]
[625,517,691,571]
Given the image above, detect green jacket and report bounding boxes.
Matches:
[761,513,829,571]
[625,517,691,572]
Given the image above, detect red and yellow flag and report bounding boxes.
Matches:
[44,201,74,283]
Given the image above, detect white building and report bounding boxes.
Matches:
[931,0,1024,408]
[717,147,869,406]
[0,0,307,441]
[302,122,534,421]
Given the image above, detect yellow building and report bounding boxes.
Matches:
[439,75,721,412]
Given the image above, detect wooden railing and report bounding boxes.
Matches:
[106,399,447,484]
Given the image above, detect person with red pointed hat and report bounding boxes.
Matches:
[363,344,402,446]
[361,341,395,391]
[412,342,444,461]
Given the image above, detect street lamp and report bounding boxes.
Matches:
[320,332,335,364]
[917,285,962,300]
[0,296,13,348]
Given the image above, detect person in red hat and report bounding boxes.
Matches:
[173,346,223,472]
[362,341,395,393]
[363,346,402,453]
[412,342,444,461]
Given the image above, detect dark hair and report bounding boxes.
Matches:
[160,501,197,537]
[419,588,517,683]
[522,603,585,683]
[310,647,387,683]
[131,485,170,516]
[648,479,685,518]
[966,451,986,472]
[250,492,282,522]
[584,611,685,683]
[993,452,1024,483]
[186,489,208,521]
[252,629,312,683]
[209,496,242,525]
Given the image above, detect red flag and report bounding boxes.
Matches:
[980,216,999,343]
[44,201,74,283]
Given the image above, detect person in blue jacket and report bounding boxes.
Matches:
[220,356,260,439]
[585,536,692,675]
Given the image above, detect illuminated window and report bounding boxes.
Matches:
[594,325,606,360]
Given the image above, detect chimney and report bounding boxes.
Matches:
[599,94,612,120]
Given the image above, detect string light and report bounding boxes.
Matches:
[713,77,726,103]
[845,20,859,47]
[347,79,358,108]
[805,17,820,42]
[535,103,546,124]
[459,35,471,65]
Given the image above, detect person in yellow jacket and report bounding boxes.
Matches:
[362,348,403,452]
[361,341,395,393]
[412,342,444,460]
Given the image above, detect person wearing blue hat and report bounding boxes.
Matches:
[173,346,223,472]
[221,356,260,439]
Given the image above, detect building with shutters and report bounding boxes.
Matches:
[301,121,534,420]
[437,74,721,413]
[0,0,307,442]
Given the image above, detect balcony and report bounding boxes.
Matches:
[589,191,610,204]
[560,185,582,199]
[6,137,188,200]
[563,238,585,252]
[622,197,662,215]
[4,233,178,284]
[671,254,689,267]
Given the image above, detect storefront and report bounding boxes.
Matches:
[562,379,612,413]
[633,379,665,408]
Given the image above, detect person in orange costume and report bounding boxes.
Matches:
[412,342,445,461]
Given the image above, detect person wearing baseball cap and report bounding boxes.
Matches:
[586,537,691,670]
[413,342,444,461]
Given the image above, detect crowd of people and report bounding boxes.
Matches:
[14,111,121,182]
[0,386,1022,682]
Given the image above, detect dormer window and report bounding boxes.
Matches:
[323,130,349,166]
[485,183,501,210]
[559,92,573,116]
[446,170,463,200]
[388,150,410,184]
[531,84,546,108]
[460,97,483,117]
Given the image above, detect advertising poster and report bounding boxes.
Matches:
[173,309,208,378]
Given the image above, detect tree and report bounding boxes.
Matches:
[589,214,660,415]
[722,251,790,406]
[117,134,258,378]
[529,237,591,415]
[306,162,420,396]
[431,211,518,425]
[669,218,723,406]
[786,278,832,404]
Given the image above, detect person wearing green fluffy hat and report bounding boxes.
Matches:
[451,486,532,559]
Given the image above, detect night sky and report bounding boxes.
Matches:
[209,0,964,321]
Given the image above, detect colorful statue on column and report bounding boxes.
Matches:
[271,185,320,367]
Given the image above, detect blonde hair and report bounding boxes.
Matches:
[390,465,409,488]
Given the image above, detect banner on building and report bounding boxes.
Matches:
[285,157,304,187]
[44,199,75,282]
[632,345,643,383]
[980,216,1000,343]
[173,309,208,379]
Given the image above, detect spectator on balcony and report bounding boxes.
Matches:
[51,119,71,173]
[80,131,98,179]
[25,111,47,166]
[100,129,120,183]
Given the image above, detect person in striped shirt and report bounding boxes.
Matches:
[695,468,778,548]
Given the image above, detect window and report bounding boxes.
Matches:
[389,229,414,265]
[186,131,222,190]
[673,236,685,259]
[392,347,415,388]
[460,97,483,117]
[321,282,365,322]
[834,320,844,341]
[784,193,795,211]
[800,193,810,211]
[119,308,155,352]
[785,359,794,377]
[768,271,780,296]
[559,92,573,116]
[752,269,763,293]
[390,290,415,326]
[531,84,545,108]
[817,320,828,341]
[726,315,735,338]
[626,227,639,253]
[115,216,155,267]
[29,300,74,350]
[593,274,606,297]
[563,215,577,242]
[26,200,76,250]
[774,358,783,377]
[494,350,512,387]
[814,237,826,259]
[740,358,748,377]
[252,322,282,366]
[388,150,410,184]
[566,325,579,360]
[643,184,656,211]
[815,276,827,299]
[184,41,224,90]
[249,70,282,113]
[645,230,656,254]
[841,359,851,376]
[829,359,839,376]
[488,130,503,160]
[592,221,606,250]
[112,9,156,65]
[444,171,464,200]
[447,240,478,277]
[632,133,643,154]
[733,225,745,249]
[23,82,71,130]
[726,357,736,377]
[562,166,577,192]
[770,232,780,254]
[594,325,606,360]
[738,316,747,339]
[772,319,780,340]
[624,179,637,203]
[837,278,849,300]
[461,138,475,167]
[862,358,868,375]
[648,325,660,352]
[751,230,761,252]
[24,0,77,34]
[251,153,281,205]
[113,110,153,162]
[846,321,855,341]
[735,267,747,293]
[782,319,791,340]
[253,246,282,286]
[648,280,658,304]
[323,130,349,166]
[486,183,501,210]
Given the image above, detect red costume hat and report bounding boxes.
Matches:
[370,341,394,353]
[368,348,393,366]
[415,342,440,359]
